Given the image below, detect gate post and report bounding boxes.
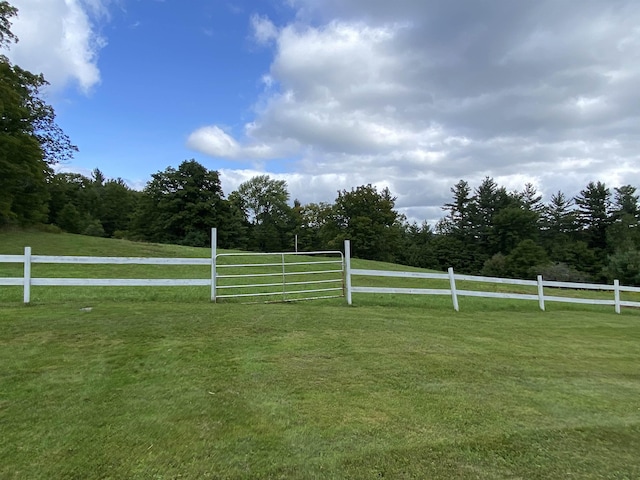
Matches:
[537,275,545,311]
[211,228,217,302]
[345,240,352,305]
[24,246,32,305]
[448,267,459,312]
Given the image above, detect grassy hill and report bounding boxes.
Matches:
[1,230,639,478]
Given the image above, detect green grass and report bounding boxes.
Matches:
[1,229,640,478]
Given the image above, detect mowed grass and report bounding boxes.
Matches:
[1,229,640,478]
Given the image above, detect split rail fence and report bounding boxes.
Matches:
[343,240,640,313]
[2,233,640,312]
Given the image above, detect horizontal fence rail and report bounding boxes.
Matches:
[343,240,640,314]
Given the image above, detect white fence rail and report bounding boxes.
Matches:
[344,240,640,314]
[0,246,215,304]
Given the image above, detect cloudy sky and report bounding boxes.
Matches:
[7,0,640,223]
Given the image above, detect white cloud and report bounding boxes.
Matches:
[7,0,107,93]
[192,0,640,224]
[187,124,299,161]
[187,126,241,158]
[251,14,278,45]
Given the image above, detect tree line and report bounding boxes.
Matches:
[2,1,639,285]
[26,160,640,286]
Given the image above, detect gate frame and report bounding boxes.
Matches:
[211,228,345,303]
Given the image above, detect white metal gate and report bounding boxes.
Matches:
[213,251,344,303]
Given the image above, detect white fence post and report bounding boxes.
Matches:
[23,246,31,305]
[448,267,459,312]
[281,253,286,301]
[614,279,620,314]
[537,275,545,311]
[344,240,352,305]
[211,228,217,302]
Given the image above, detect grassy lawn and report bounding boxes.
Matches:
[1,229,640,478]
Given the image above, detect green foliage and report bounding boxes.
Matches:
[505,239,548,279]
[326,184,405,262]
[47,173,95,230]
[482,239,549,280]
[612,184,639,220]
[491,206,539,254]
[56,203,87,234]
[45,172,139,238]
[536,262,590,283]
[0,1,17,49]
[0,2,76,226]
[605,247,640,285]
[430,234,485,273]
[295,201,333,252]
[442,179,474,238]
[232,175,293,251]
[541,191,579,257]
[575,181,612,250]
[234,174,290,225]
[132,160,229,247]
[97,178,139,237]
[481,253,509,277]
[396,221,435,268]
[82,218,105,237]
[0,63,50,225]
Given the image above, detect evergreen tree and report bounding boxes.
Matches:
[542,191,578,238]
[574,181,612,251]
[442,180,474,238]
[471,177,515,256]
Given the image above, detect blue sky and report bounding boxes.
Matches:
[7,0,640,223]
[54,0,288,181]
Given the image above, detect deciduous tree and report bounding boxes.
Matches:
[133,160,228,246]
[0,1,77,225]
[232,175,293,251]
[327,184,405,262]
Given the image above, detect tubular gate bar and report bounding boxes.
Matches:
[213,251,344,303]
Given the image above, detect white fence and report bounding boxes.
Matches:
[0,229,344,304]
[0,247,215,304]
[3,233,640,312]
[343,240,640,314]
